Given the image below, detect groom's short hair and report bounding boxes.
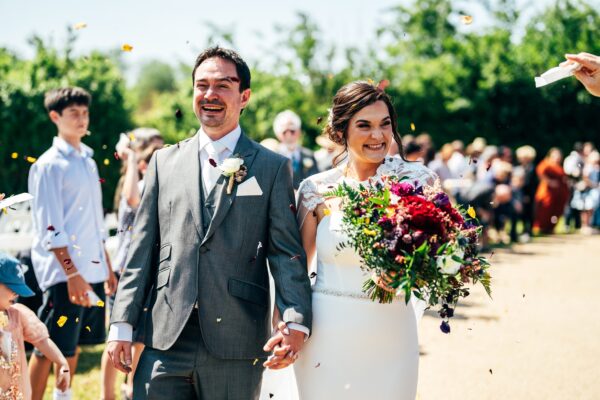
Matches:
[192,46,251,92]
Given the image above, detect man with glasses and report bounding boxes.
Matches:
[273,110,319,189]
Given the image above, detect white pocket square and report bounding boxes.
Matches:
[236,176,263,196]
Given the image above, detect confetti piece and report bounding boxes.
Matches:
[11,152,18,159]
[316,116,323,124]
[47,225,56,231]
[75,318,79,323]
[26,156,37,163]
[114,152,120,160]
[175,109,183,119]
[99,178,106,184]
[460,15,473,25]
[57,316,68,327]
[467,206,476,218]
[522,294,525,298]
[121,44,134,52]
[323,208,331,216]
[314,362,321,368]
[91,260,101,264]
[289,204,297,214]
[103,159,110,166]
[64,259,72,265]
[96,300,105,307]
[85,326,91,332]
[253,358,259,366]
[102,144,108,150]
[73,22,87,30]
[377,79,390,91]
[410,122,416,131]
[309,272,317,278]
[216,318,222,323]
[290,255,301,260]
[489,368,493,375]
[209,158,217,167]
[485,162,492,171]
[129,133,136,141]
[367,78,375,85]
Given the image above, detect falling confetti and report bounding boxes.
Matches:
[323,208,331,216]
[367,78,375,85]
[209,158,217,168]
[73,22,87,30]
[216,318,222,323]
[57,316,68,327]
[290,255,301,260]
[522,294,526,298]
[316,116,323,125]
[467,206,476,218]
[175,109,183,119]
[128,133,136,141]
[121,44,134,52]
[489,368,493,375]
[440,321,451,334]
[461,15,473,25]
[47,225,56,231]
[10,152,18,159]
[75,318,79,323]
[85,326,91,332]
[99,178,106,184]
[91,260,101,264]
[289,204,297,214]
[26,156,37,163]
[314,362,321,368]
[309,272,317,278]
[96,300,105,307]
[103,159,110,166]
[253,359,259,366]
[410,122,416,131]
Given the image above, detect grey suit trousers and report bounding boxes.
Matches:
[133,312,265,400]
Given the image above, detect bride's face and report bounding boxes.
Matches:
[344,101,393,165]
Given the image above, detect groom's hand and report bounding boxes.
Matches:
[107,340,133,373]
[263,322,305,369]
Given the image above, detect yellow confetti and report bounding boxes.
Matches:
[410,122,416,131]
[73,22,87,30]
[26,156,37,163]
[253,358,259,366]
[128,133,136,141]
[2,208,7,215]
[460,15,473,25]
[75,318,79,323]
[96,300,105,307]
[85,326,91,332]
[57,316,68,327]
[323,208,331,216]
[11,152,18,159]
[103,159,110,166]
[367,78,375,85]
[467,206,476,218]
[121,44,134,52]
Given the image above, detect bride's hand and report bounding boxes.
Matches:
[373,272,397,293]
[263,321,303,369]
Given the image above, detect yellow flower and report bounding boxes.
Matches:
[363,228,377,236]
[467,206,476,218]
[57,316,68,327]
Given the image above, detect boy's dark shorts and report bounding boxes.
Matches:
[34,282,106,358]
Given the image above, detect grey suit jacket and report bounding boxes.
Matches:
[110,132,312,359]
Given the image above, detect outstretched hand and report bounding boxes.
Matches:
[263,321,305,370]
[563,52,600,97]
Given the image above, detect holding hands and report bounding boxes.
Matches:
[263,321,305,370]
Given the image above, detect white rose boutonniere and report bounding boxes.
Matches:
[303,158,314,169]
[219,155,248,194]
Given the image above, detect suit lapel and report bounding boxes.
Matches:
[181,134,205,238]
[201,133,258,245]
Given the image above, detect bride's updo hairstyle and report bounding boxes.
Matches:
[323,81,404,166]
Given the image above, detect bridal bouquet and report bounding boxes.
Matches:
[328,176,491,332]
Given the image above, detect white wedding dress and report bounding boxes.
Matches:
[260,156,437,400]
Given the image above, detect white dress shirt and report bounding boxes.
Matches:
[28,136,108,291]
[109,126,308,342]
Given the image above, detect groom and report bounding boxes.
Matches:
[107,46,312,399]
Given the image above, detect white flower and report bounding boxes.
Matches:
[437,248,464,275]
[219,157,244,175]
[303,158,314,169]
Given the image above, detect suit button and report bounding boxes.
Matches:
[200,246,209,254]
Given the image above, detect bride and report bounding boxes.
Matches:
[262,81,437,399]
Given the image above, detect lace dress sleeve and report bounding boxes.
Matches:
[296,178,324,229]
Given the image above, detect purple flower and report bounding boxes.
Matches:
[433,192,450,208]
[391,182,415,196]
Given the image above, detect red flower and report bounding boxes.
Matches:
[400,196,448,239]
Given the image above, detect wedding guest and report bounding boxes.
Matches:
[415,133,435,165]
[564,52,600,97]
[563,143,585,232]
[571,151,600,235]
[533,148,570,234]
[404,141,424,162]
[447,140,469,178]
[514,145,538,240]
[27,87,117,400]
[427,143,454,183]
[101,134,163,400]
[314,134,343,172]
[273,110,319,189]
[0,253,71,400]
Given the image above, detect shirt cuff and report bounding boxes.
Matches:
[287,322,310,339]
[107,322,133,342]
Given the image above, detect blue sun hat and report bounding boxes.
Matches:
[0,253,35,297]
